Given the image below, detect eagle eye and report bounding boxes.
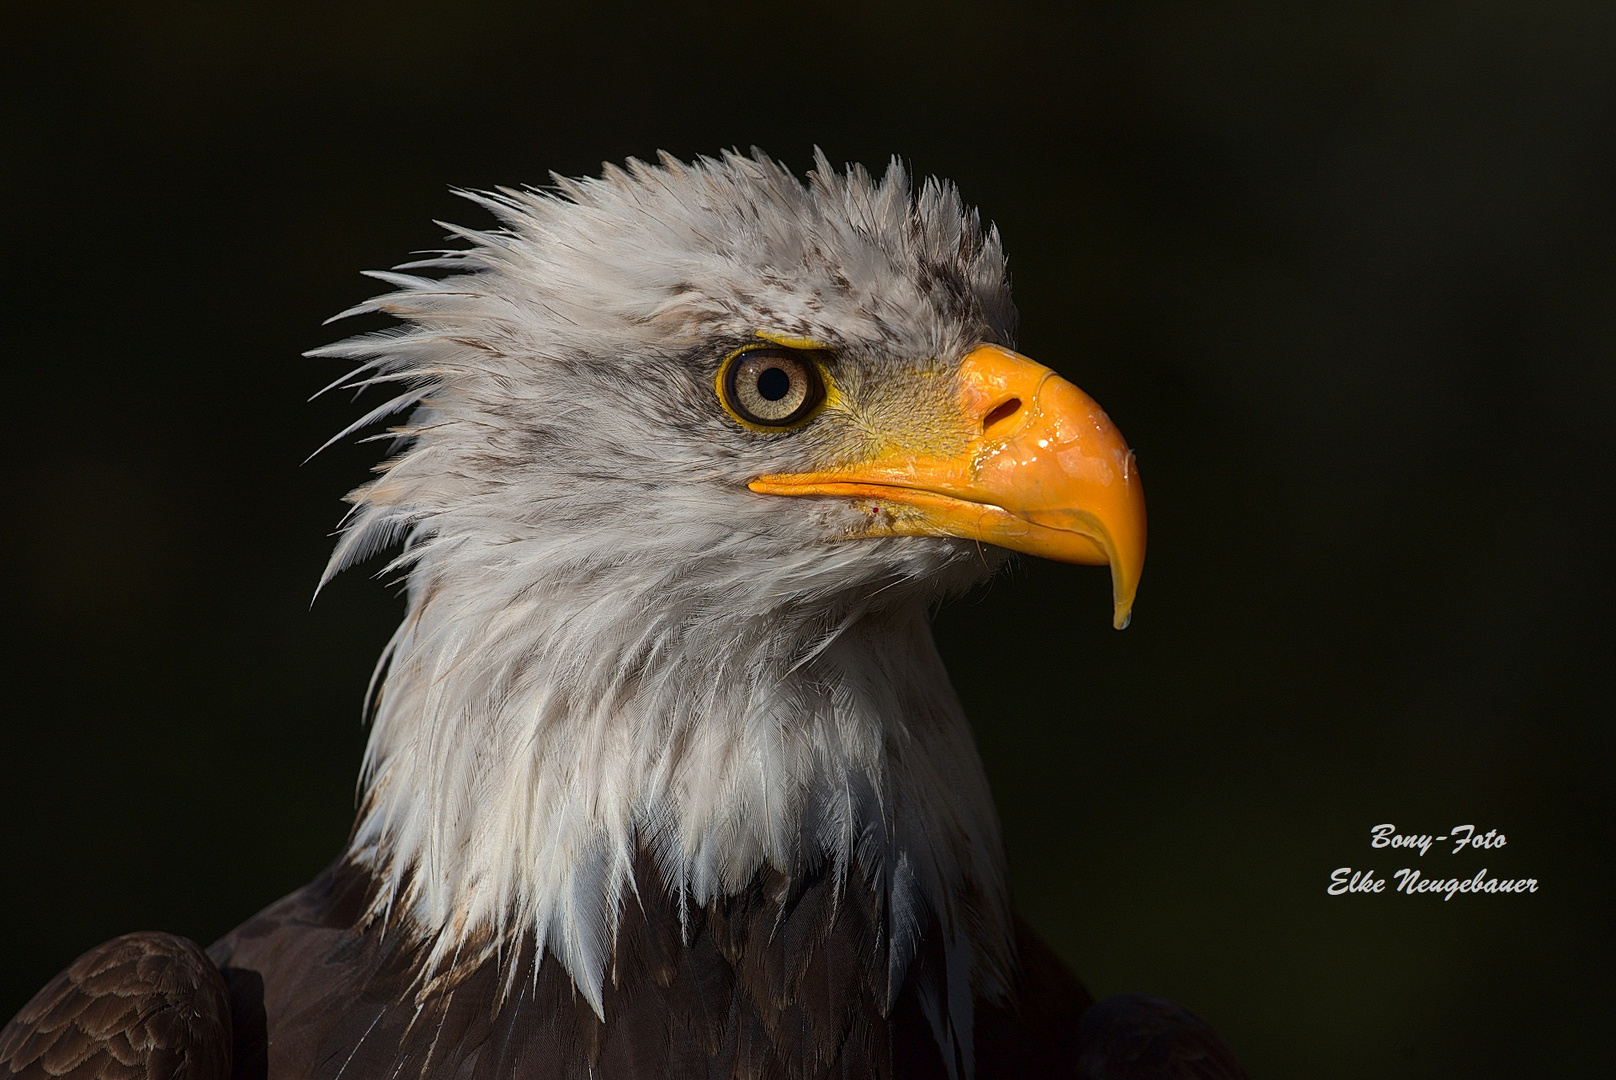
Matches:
[721,347,826,428]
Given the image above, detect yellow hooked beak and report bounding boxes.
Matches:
[749,345,1147,629]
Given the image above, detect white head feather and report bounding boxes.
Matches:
[314,150,1020,1052]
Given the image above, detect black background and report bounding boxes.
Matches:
[3,3,1612,1076]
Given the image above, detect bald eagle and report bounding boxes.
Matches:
[1,151,1242,1080]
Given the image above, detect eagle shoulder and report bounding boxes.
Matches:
[0,932,231,1080]
[1071,992,1248,1080]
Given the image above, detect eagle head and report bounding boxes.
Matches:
[314,150,1145,1035]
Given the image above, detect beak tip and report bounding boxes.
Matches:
[1110,560,1141,630]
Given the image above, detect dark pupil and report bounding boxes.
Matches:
[756,366,792,401]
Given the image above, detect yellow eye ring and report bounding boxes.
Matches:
[716,344,831,431]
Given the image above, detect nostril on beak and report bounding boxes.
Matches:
[982,397,1022,434]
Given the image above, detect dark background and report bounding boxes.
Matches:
[3,2,1612,1076]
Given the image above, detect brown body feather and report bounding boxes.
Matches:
[1,864,1247,1079]
[206,857,1091,1080]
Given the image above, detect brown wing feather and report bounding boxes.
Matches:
[973,917,1095,1077]
[0,933,231,1080]
[1073,993,1248,1080]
